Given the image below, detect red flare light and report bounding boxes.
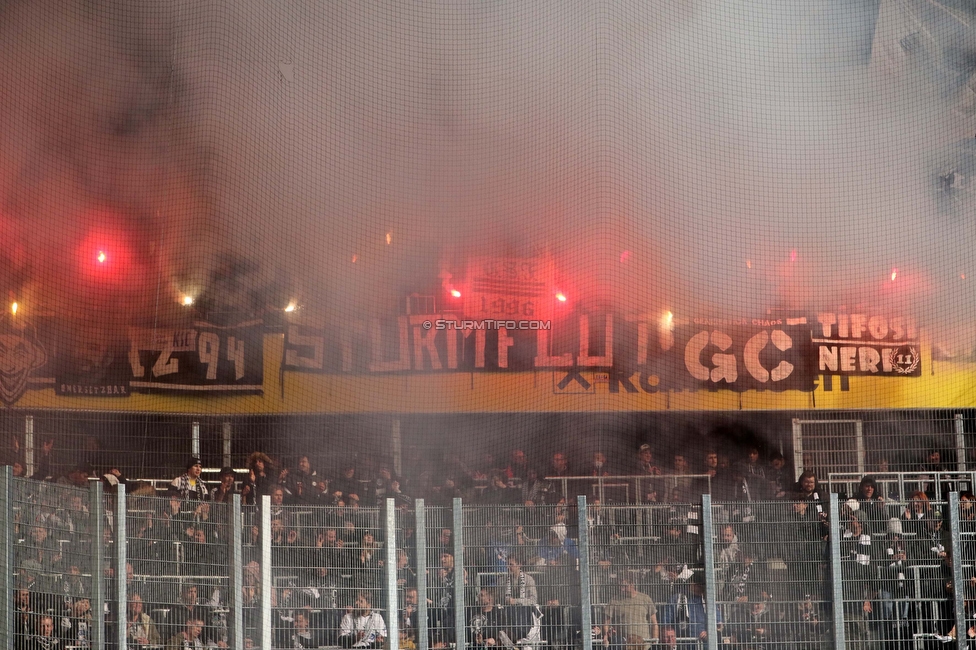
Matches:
[450,289,461,298]
[891,268,898,282]
[555,292,567,302]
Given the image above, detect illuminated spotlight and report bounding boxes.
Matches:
[891,268,898,282]
[555,292,567,302]
[181,295,194,306]
[386,232,392,245]
[284,302,297,313]
[97,251,106,263]
[10,302,17,316]
[450,289,462,298]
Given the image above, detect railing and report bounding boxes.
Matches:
[827,471,976,505]
[542,474,714,505]
[4,468,975,650]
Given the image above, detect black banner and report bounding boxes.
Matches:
[128,321,264,393]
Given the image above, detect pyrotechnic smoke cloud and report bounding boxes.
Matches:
[0,0,973,351]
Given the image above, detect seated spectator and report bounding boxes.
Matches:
[165,617,205,650]
[339,591,387,648]
[15,586,34,647]
[651,625,678,650]
[126,592,162,647]
[285,609,320,649]
[535,528,579,566]
[399,586,420,648]
[501,555,538,606]
[171,457,209,501]
[61,597,93,648]
[730,594,782,649]
[168,583,209,641]
[468,588,507,646]
[27,615,61,650]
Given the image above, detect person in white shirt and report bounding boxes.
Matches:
[339,592,387,648]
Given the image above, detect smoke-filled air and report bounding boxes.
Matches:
[0,0,974,351]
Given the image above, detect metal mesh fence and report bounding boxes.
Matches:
[126,491,231,648]
[711,500,830,650]
[461,504,581,649]
[588,503,705,649]
[268,502,387,650]
[11,473,976,650]
[10,476,100,650]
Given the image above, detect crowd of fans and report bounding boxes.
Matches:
[5,439,975,649]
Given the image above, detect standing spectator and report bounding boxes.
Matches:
[210,467,238,504]
[853,476,888,535]
[765,453,789,500]
[242,452,276,505]
[332,464,365,504]
[794,471,826,520]
[660,573,722,643]
[605,576,659,645]
[637,444,663,476]
[667,454,694,503]
[505,449,532,483]
[917,449,949,499]
[171,458,209,501]
[585,451,613,477]
[338,591,387,648]
[30,436,56,481]
[280,456,319,504]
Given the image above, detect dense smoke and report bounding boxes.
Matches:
[0,0,974,350]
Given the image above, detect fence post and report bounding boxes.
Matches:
[115,483,127,650]
[1,467,12,650]
[24,415,34,478]
[386,498,400,650]
[452,497,466,650]
[828,493,846,650]
[576,495,593,650]
[229,493,244,650]
[701,495,719,650]
[415,499,429,650]
[222,422,232,469]
[260,494,273,650]
[949,492,967,649]
[90,479,105,650]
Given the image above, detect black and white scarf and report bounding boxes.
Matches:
[506,571,528,600]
